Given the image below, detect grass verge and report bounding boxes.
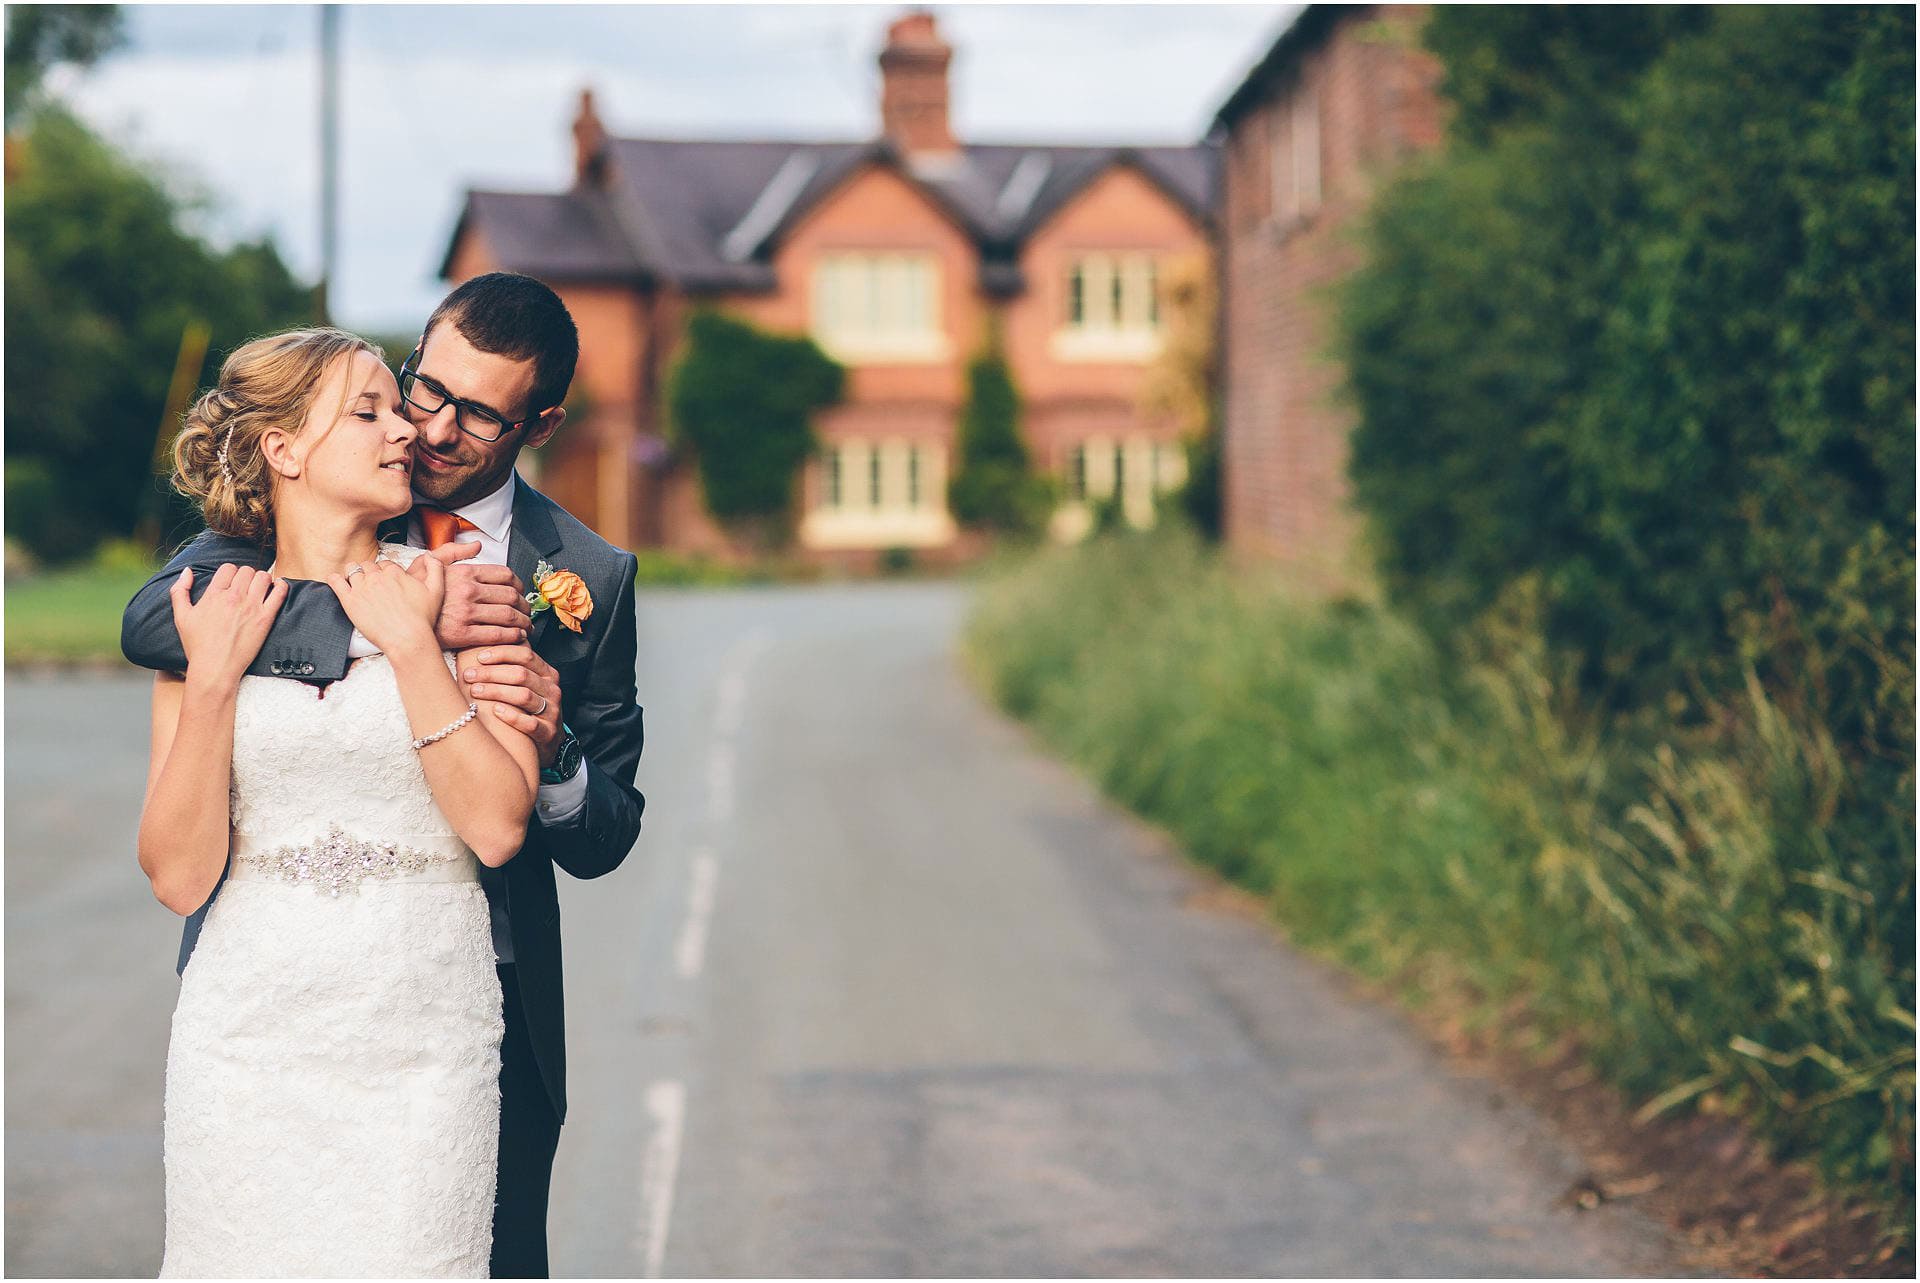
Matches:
[3,546,778,666]
[5,559,156,665]
[964,523,1913,1252]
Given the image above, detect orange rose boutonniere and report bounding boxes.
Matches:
[526,560,594,633]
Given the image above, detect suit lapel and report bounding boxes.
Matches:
[508,480,566,653]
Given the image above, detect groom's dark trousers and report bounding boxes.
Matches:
[495,966,564,1278]
[122,484,647,1279]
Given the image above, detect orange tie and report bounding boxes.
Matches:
[415,506,479,550]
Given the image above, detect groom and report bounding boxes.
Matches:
[121,272,646,1278]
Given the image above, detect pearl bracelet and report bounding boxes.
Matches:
[412,703,479,751]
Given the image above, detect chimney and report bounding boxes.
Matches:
[878,10,958,163]
[572,88,607,186]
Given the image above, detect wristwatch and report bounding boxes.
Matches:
[540,724,583,785]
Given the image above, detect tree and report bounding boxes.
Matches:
[948,326,1052,537]
[5,5,124,125]
[665,310,843,546]
[4,106,312,561]
[1342,4,1913,732]
[1421,4,1710,146]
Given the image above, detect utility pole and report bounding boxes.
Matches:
[315,3,339,324]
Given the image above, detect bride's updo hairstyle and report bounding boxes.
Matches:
[171,327,385,542]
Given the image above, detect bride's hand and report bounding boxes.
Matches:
[168,564,289,688]
[326,555,444,657]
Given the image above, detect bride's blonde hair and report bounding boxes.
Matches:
[171,327,384,542]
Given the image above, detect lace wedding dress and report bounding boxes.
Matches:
[161,543,503,1278]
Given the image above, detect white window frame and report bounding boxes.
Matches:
[810,251,949,364]
[1272,76,1322,227]
[1053,251,1164,363]
[805,436,954,548]
[815,439,947,513]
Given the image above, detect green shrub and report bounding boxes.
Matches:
[948,330,1053,537]
[664,310,843,545]
[1176,427,1222,540]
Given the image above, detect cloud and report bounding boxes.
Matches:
[51,4,1290,330]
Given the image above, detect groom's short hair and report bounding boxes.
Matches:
[424,272,580,419]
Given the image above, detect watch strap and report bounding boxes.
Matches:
[540,723,582,785]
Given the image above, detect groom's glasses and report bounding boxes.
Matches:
[397,349,541,444]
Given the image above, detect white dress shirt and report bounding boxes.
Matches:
[349,474,591,825]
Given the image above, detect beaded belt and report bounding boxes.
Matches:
[229,826,477,895]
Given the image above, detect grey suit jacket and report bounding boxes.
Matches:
[121,480,646,1121]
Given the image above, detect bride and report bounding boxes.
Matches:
[138,327,537,1277]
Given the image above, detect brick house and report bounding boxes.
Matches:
[1211,4,1444,588]
[440,9,1213,563]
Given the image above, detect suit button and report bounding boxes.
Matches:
[299,663,315,675]
[269,661,285,674]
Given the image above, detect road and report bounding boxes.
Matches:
[5,582,1680,1277]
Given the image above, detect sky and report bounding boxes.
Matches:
[47,2,1299,333]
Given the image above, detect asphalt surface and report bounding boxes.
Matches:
[5,582,1681,1277]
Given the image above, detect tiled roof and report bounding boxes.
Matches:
[440,189,645,282]
[447,133,1214,296]
[605,137,875,291]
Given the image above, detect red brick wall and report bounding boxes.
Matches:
[1219,4,1444,591]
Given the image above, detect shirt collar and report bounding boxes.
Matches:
[414,473,516,543]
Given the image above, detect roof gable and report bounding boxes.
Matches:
[760,148,988,257]
[1010,146,1212,241]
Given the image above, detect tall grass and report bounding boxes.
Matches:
[965,525,1913,1216]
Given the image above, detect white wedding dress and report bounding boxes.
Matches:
[162,544,503,1278]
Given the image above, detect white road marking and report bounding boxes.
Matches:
[641,628,767,1274]
[706,742,734,825]
[674,849,720,980]
[636,1078,686,1279]
[715,669,747,740]
[707,626,770,826]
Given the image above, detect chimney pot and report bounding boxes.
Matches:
[572,88,607,186]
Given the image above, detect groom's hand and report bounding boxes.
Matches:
[460,643,564,766]
[411,540,533,650]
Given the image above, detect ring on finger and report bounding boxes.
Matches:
[345,563,366,578]
[532,694,549,717]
